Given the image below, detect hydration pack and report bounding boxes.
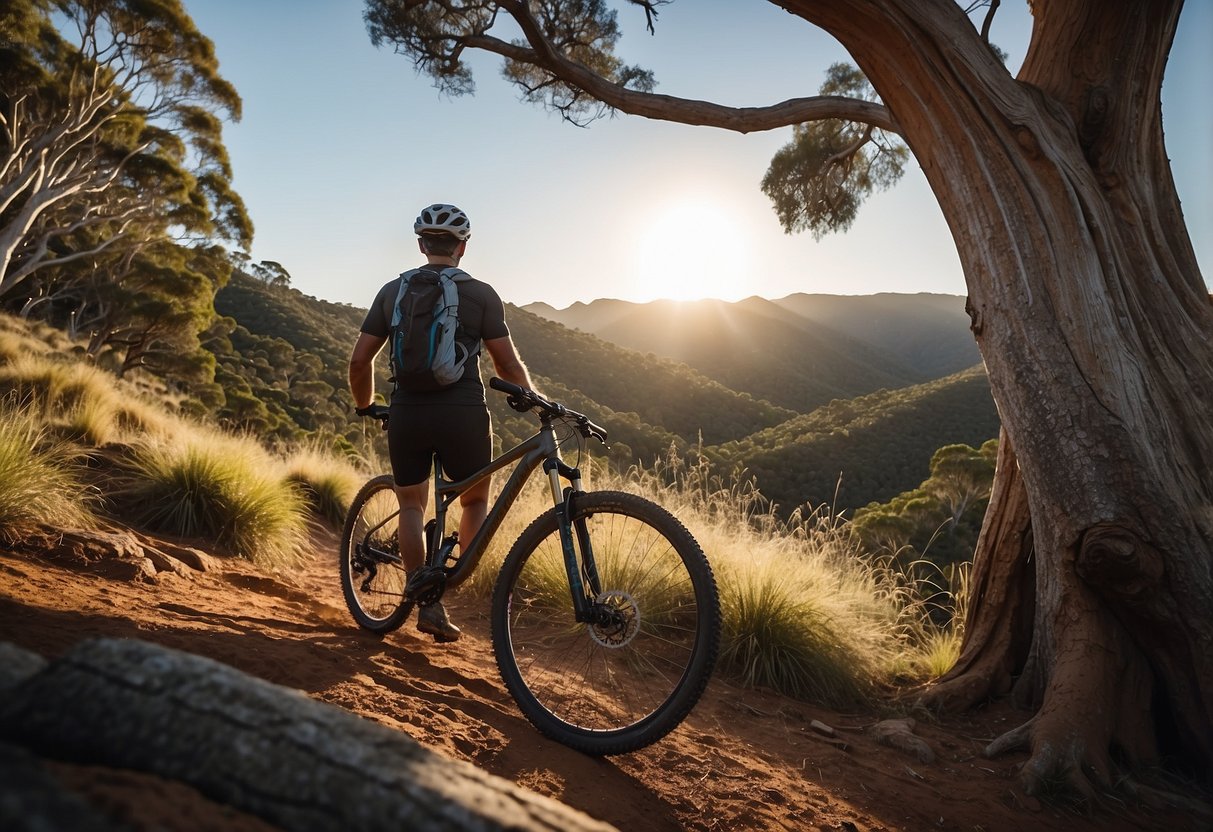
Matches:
[389,266,471,392]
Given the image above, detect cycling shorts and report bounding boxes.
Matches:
[387,402,492,486]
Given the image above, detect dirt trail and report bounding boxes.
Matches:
[0,529,1190,832]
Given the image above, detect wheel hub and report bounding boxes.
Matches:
[588,590,639,648]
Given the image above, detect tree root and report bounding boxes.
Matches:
[984,713,1114,805]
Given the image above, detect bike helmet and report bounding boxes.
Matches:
[414,203,471,240]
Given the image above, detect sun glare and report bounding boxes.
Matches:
[634,199,747,302]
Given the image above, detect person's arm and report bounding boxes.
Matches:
[484,335,538,394]
[349,332,387,409]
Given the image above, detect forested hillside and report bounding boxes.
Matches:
[212,276,999,516]
[709,366,1000,513]
[209,274,793,461]
[505,304,794,444]
[771,293,980,379]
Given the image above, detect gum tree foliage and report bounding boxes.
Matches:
[853,439,997,567]
[362,0,1213,799]
[0,0,250,376]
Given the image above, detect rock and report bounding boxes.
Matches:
[9,527,156,582]
[45,528,146,563]
[809,719,836,737]
[153,542,217,572]
[0,741,128,832]
[0,637,617,832]
[870,718,936,764]
[0,643,47,695]
[143,547,193,577]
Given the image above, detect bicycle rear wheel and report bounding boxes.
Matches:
[491,490,720,755]
[340,475,411,634]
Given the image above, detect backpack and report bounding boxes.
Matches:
[389,266,472,392]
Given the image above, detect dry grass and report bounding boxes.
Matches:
[0,401,95,537]
[281,444,366,527]
[113,429,311,570]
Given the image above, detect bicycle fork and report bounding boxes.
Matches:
[544,459,606,624]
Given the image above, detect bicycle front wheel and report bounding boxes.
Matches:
[491,491,720,755]
[340,475,411,634]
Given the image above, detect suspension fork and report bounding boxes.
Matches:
[545,458,602,623]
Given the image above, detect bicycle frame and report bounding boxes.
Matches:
[427,417,586,592]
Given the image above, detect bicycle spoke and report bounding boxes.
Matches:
[493,491,720,753]
[340,476,411,633]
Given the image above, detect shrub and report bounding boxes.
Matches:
[114,432,309,570]
[0,402,93,536]
[281,445,365,527]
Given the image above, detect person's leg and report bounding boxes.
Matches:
[393,481,428,573]
[436,405,494,555]
[458,477,491,555]
[415,405,492,643]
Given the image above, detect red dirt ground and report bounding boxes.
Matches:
[0,528,1201,832]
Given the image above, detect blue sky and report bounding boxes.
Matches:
[182,1,1212,309]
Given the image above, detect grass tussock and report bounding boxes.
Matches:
[0,402,94,537]
[281,444,365,527]
[114,431,310,570]
[0,351,173,443]
[455,445,967,706]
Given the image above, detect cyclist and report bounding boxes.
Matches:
[348,203,537,643]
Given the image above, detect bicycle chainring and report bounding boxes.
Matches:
[406,565,447,607]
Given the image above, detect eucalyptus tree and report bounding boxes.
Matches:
[0,0,250,301]
[361,0,1213,796]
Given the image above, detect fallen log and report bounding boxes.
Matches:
[0,638,616,832]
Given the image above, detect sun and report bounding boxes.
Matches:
[634,198,747,302]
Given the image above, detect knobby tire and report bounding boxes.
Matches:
[490,491,720,755]
[340,475,412,634]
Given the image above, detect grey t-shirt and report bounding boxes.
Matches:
[361,265,510,406]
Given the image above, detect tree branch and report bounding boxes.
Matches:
[465,26,899,134]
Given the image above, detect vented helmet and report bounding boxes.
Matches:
[414,203,471,240]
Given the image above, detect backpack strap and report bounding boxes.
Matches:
[389,268,425,329]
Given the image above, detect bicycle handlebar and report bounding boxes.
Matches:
[489,377,608,444]
[357,383,607,445]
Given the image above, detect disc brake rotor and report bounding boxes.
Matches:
[588,590,640,648]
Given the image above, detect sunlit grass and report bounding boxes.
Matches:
[0,401,94,537]
[891,560,970,681]
[451,444,967,706]
[114,430,310,570]
[281,444,365,527]
[0,350,174,443]
[0,355,103,416]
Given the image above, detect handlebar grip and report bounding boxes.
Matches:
[489,377,526,397]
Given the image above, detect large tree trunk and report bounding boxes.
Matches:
[791,0,1213,795]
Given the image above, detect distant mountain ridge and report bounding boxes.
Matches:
[523,292,981,409]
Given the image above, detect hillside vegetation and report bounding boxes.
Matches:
[524,293,981,412]
[710,366,1000,513]
[526,297,918,412]
[209,276,998,514]
[208,274,792,464]
[0,311,966,706]
[771,292,980,379]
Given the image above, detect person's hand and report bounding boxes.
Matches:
[355,403,390,427]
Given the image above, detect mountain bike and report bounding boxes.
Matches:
[339,378,721,755]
